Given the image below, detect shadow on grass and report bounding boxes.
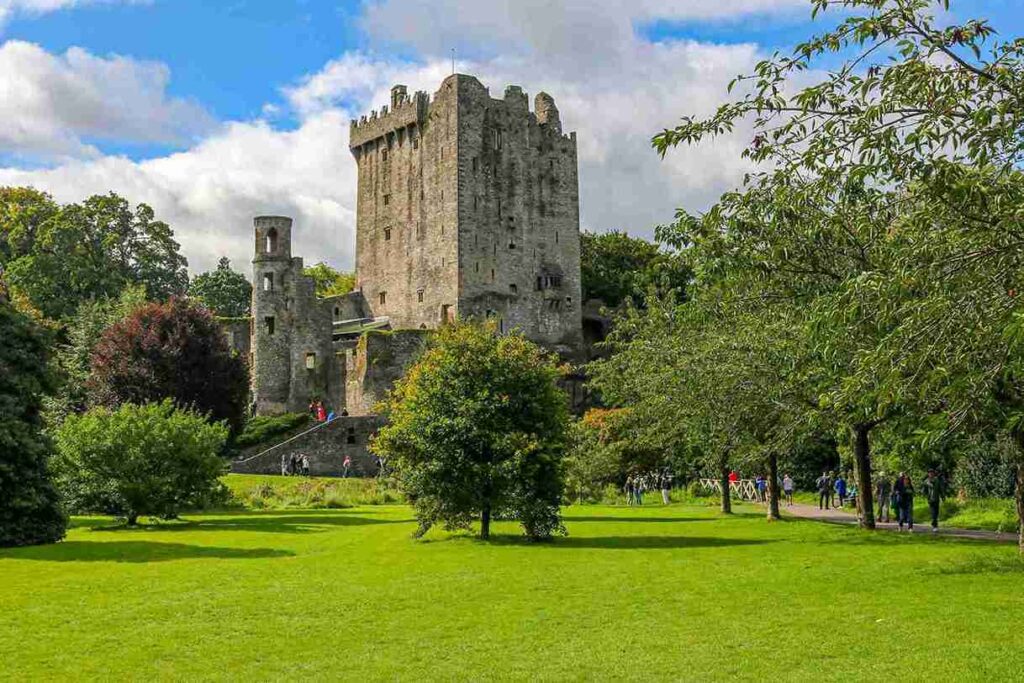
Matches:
[935,554,1024,575]
[564,515,716,523]
[83,510,413,535]
[487,535,774,550]
[0,541,293,563]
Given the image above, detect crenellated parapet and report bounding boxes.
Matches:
[349,86,430,150]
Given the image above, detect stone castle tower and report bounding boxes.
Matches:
[349,74,583,352]
[247,74,585,417]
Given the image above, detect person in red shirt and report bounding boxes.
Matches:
[316,402,327,422]
[728,470,739,483]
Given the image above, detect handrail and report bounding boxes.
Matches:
[233,418,339,465]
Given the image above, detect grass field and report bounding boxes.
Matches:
[2,502,1023,681]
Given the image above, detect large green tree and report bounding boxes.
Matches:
[0,290,67,547]
[189,257,252,318]
[580,230,689,308]
[373,322,569,540]
[0,188,188,320]
[303,262,356,298]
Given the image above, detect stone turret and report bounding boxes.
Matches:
[251,216,295,413]
[535,92,561,134]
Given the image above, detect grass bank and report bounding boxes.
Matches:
[223,474,402,509]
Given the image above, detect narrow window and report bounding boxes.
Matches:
[263,273,274,292]
[490,269,495,283]
[383,194,390,206]
[555,231,559,244]
[417,289,424,303]
[382,149,388,162]
[264,316,275,335]
[379,291,387,305]
[305,353,316,370]
[472,157,478,172]
[475,262,479,273]
[474,195,478,210]
[333,306,340,318]
[265,228,278,254]
[384,227,392,241]
[346,427,356,445]
[508,241,516,250]
[509,284,518,294]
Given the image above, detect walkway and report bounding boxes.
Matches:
[782,502,1019,543]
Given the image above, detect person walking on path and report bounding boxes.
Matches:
[922,469,945,532]
[300,454,310,476]
[624,476,635,506]
[816,471,832,510]
[876,473,892,523]
[834,474,848,508]
[342,455,352,478]
[782,474,795,506]
[281,453,289,476]
[894,472,915,531]
[660,471,672,505]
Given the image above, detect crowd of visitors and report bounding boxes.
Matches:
[623,471,673,505]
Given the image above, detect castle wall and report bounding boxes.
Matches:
[455,80,584,354]
[230,416,384,477]
[352,84,459,330]
[344,329,429,416]
[251,216,344,416]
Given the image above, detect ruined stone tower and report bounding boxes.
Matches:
[348,74,583,353]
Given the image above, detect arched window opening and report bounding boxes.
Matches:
[265,228,278,254]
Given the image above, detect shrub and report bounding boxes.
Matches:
[234,413,311,449]
[53,400,229,525]
[89,298,249,433]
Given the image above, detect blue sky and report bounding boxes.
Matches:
[0,0,1021,272]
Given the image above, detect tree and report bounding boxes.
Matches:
[580,230,689,308]
[0,291,67,547]
[373,321,569,540]
[0,189,187,320]
[565,410,630,504]
[652,0,1024,536]
[303,262,356,298]
[45,285,148,423]
[189,257,252,318]
[89,298,249,434]
[53,400,228,525]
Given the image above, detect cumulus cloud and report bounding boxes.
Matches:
[1,0,811,273]
[0,41,215,160]
[0,110,357,273]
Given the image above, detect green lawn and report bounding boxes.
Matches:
[2,503,1023,680]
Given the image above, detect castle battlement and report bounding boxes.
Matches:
[349,86,429,149]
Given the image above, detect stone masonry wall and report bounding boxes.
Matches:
[230,415,384,477]
[344,329,429,416]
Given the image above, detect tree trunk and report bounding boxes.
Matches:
[480,502,491,540]
[766,451,780,521]
[127,512,138,527]
[1016,463,1024,555]
[719,458,732,514]
[851,423,876,530]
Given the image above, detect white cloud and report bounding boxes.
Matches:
[0,0,143,29]
[0,40,215,160]
[0,110,358,273]
[1,0,801,274]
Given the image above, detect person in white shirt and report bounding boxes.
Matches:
[782,474,795,507]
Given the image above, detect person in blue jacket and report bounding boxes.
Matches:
[834,474,848,508]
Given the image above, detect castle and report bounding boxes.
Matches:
[235,74,585,474]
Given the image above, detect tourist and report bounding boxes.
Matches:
[728,470,739,484]
[280,453,289,476]
[922,469,945,532]
[635,477,644,506]
[316,401,327,423]
[876,472,892,523]
[660,472,672,505]
[342,455,352,478]
[782,474,794,506]
[816,471,832,510]
[755,475,767,503]
[301,454,310,476]
[624,476,634,505]
[894,472,915,532]
[834,473,847,508]
[289,454,299,476]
